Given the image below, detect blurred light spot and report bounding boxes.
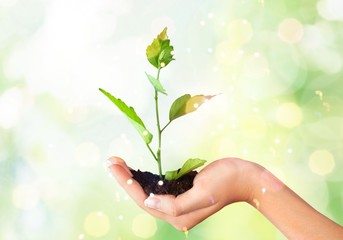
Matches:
[210,196,215,205]
[288,148,293,154]
[301,25,329,49]
[322,102,331,111]
[309,150,335,175]
[118,215,124,221]
[300,25,342,74]
[241,115,267,140]
[242,52,270,80]
[74,142,100,167]
[158,180,164,186]
[78,233,84,239]
[243,149,249,155]
[183,227,189,237]
[254,52,261,58]
[64,105,88,123]
[253,198,260,208]
[315,90,323,101]
[262,187,266,193]
[212,66,219,72]
[227,19,253,46]
[208,12,214,19]
[84,211,110,237]
[132,213,157,239]
[0,88,28,129]
[127,179,133,185]
[276,102,302,128]
[207,48,213,53]
[317,0,343,21]
[311,49,342,74]
[12,184,39,210]
[200,20,205,26]
[217,124,224,130]
[274,138,281,144]
[278,18,304,44]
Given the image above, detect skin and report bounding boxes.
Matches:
[107,157,343,239]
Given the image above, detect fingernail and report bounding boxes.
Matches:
[107,157,124,166]
[144,197,161,209]
[107,157,133,177]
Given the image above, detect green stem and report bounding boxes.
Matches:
[161,121,171,133]
[146,143,158,161]
[155,67,163,178]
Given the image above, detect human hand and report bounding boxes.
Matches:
[107,157,259,231]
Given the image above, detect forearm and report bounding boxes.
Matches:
[247,165,343,239]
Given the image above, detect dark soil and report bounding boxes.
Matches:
[130,169,197,196]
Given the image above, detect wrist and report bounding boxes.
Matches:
[245,163,285,208]
[219,158,264,205]
[239,161,265,205]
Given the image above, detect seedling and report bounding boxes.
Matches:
[100,27,214,181]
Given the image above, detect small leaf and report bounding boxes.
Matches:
[146,27,174,69]
[157,27,168,40]
[169,94,191,121]
[169,94,215,121]
[145,72,167,95]
[99,88,153,144]
[165,158,207,180]
[146,38,160,68]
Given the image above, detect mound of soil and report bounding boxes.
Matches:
[130,169,197,196]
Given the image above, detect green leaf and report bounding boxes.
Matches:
[146,38,160,68]
[146,27,175,69]
[165,158,207,180]
[99,88,153,144]
[169,94,215,121]
[145,72,167,95]
[157,27,168,40]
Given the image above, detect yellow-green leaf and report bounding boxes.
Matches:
[157,27,168,40]
[99,88,153,144]
[146,38,161,68]
[146,27,174,69]
[165,158,206,180]
[169,94,215,121]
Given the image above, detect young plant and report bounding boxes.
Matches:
[99,27,214,181]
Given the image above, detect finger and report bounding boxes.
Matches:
[108,159,147,208]
[107,158,173,220]
[107,156,133,176]
[106,156,213,224]
[144,178,217,216]
[167,202,223,232]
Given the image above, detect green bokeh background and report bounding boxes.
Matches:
[1,0,342,239]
